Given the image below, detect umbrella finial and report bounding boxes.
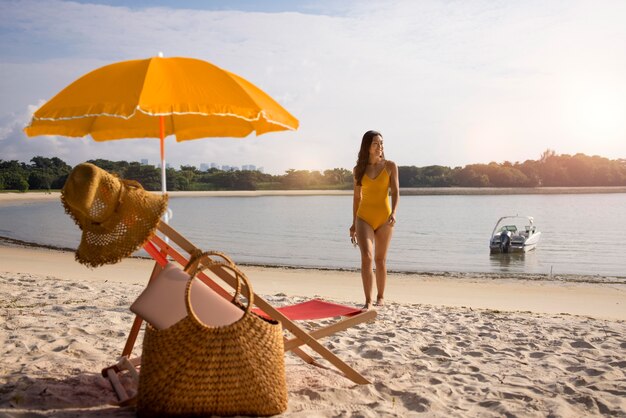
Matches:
[157,51,164,58]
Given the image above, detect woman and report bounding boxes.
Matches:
[349,130,399,310]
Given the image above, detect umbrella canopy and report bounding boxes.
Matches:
[24,56,299,198]
[24,56,298,140]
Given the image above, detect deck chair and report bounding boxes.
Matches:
[103,220,377,403]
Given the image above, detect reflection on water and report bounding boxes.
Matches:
[489,251,541,273]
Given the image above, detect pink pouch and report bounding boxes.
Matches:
[130,262,244,330]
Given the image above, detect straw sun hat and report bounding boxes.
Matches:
[61,163,168,267]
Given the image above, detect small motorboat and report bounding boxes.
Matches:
[489,215,541,254]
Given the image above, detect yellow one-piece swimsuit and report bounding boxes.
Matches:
[357,169,392,230]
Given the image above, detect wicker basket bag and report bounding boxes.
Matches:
[136,251,288,417]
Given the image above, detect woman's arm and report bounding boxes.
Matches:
[388,161,399,223]
[350,169,361,238]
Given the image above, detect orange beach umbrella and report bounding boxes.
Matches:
[24,55,299,195]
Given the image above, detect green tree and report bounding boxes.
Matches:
[323,168,352,188]
[516,160,541,187]
[125,162,161,190]
[421,165,454,187]
[3,171,29,191]
[87,159,129,177]
[230,171,257,190]
[398,166,420,187]
[28,170,53,190]
[179,165,199,185]
[481,163,530,187]
[3,151,626,192]
[281,169,323,189]
[453,166,489,187]
[0,160,29,191]
[537,152,569,186]
[209,170,238,189]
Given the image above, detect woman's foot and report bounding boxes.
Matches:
[362,302,374,311]
[375,298,385,307]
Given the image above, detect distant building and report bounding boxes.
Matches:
[258,167,264,173]
[141,159,149,165]
[210,162,218,169]
[200,163,209,172]
[220,164,263,172]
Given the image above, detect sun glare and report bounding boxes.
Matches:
[561,74,626,147]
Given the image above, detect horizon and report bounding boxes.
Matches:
[1,0,625,175]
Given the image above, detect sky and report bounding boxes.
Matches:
[1,0,625,174]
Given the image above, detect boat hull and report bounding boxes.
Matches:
[489,243,537,254]
[489,231,541,254]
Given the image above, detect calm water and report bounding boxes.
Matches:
[1,193,625,279]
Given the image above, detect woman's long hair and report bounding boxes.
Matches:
[354,130,383,186]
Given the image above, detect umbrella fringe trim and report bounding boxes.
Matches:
[136,108,297,131]
[30,108,297,131]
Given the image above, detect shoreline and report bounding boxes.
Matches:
[1,240,625,321]
[1,185,626,204]
[2,235,624,284]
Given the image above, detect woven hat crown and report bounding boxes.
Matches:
[62,163,168,267]
[63,163,123,227]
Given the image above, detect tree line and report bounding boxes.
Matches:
[1,150,625,192]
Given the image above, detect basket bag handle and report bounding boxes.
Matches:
[182,249,254,324]
[184,249,243,303]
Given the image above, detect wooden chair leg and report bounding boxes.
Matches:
[105,261,164,403]
[105,367,129,403]
[102,356,141,405]
[121,316,143,358]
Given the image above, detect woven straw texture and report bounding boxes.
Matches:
[61,163,167,268]
[137,252,288,417]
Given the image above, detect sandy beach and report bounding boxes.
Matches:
[2,185,626,205]
[1,241,625,417]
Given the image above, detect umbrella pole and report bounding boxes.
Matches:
[159,116,166,195]
[159,115,170,224]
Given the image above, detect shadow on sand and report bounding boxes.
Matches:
[0,373,135,418]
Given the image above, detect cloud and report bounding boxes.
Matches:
[0,102,89,163]
[1,0,625,173]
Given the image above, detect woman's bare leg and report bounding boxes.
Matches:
[355,217,375,309]
[374,222,394,305]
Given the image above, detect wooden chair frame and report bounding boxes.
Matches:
[104,221,376,402]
